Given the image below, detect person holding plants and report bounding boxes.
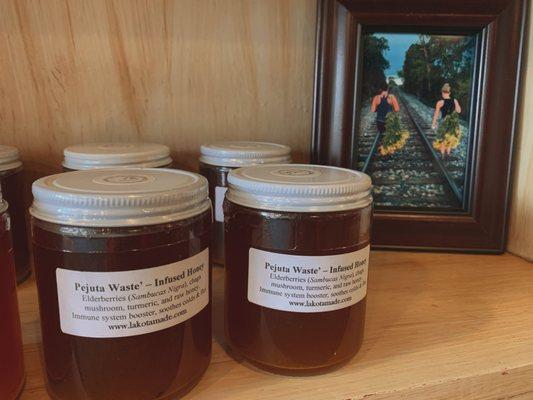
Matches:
[371,85,400,135]
[432,83,463,156]
[431,83,462,130]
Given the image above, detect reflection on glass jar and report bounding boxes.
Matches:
[31,168,212,400]
[224,164,372,374]
[199,141,291,265]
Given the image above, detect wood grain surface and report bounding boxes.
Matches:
[508,0,533,261]
[16,251,533,399]
[0,1,530,254]
[0,0,316,175]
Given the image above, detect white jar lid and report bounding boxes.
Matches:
[0,145,22,172]
[227,164,372,212]
[30,168,210,227]
[63,142,173,170]
[199,141,291,167]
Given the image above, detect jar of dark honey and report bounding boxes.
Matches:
[224,164,372,374]
[0,193,25,399]
[62,142,173,171]
[199,141,291,265]
[0,145,30,283]
[30,168,212,400]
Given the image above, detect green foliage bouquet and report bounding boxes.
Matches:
[432,112,462,154]
[379,112,410,156]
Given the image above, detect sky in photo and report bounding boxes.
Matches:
[374,33,472,78]
[374,33,418,77]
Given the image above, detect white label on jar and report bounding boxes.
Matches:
[56,248,209,338]
[248,246,369,313]
[215,186,228,222]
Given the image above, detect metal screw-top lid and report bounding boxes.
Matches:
[227,164,372,212]
[0,145,22,172]
[63,142,173,170]
[199,141,291,167]
[30,168,210,227]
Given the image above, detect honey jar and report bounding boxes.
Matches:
[0,145,30,283]
[31,168,212,399]
[0,191,25,398]
[199,141,291,264]
[224,164,372,373]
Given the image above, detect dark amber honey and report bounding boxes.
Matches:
[199,162,231,265]
[0,207,25,399]
[0,166,31,283]
[32,212,211,400]
[224,203,371,373]
[30,168,212,400]
[223,164,372,374]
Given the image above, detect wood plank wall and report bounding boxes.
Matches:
[508,0,533,261]
[0,0,317,176]
[0,0,531,258]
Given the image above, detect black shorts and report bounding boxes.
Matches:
[377,121,386,134]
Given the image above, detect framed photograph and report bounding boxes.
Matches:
[356,31,480,211]
[311,0,527,252]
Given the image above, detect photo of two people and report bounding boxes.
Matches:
[356,32,477,210]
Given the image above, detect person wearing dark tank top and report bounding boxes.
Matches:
[371,86,400,134]
[432,83,462,129]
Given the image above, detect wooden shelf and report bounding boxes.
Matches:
[17,251,533,399]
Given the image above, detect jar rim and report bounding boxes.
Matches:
[227,164,372,212]
[63,142,172,170]
[0,145,22,172]
[30,168,211,227]
[200,141,291,167]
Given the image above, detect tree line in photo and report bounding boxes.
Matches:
[361,33,476,118]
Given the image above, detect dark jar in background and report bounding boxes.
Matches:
[0,194,25,399]
[62,142,173,171]
[0,145,31,283]
[30,168,212,400]
[224,164,372,374]
[199,141,291,265]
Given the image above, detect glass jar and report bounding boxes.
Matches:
[62,142,173,171]
[199,141,291,265]
[30,168,212,400]
[0,196,25,399]
[224,165,372,374]
[0,145,31,283]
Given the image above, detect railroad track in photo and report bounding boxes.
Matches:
[356,92,465,209]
